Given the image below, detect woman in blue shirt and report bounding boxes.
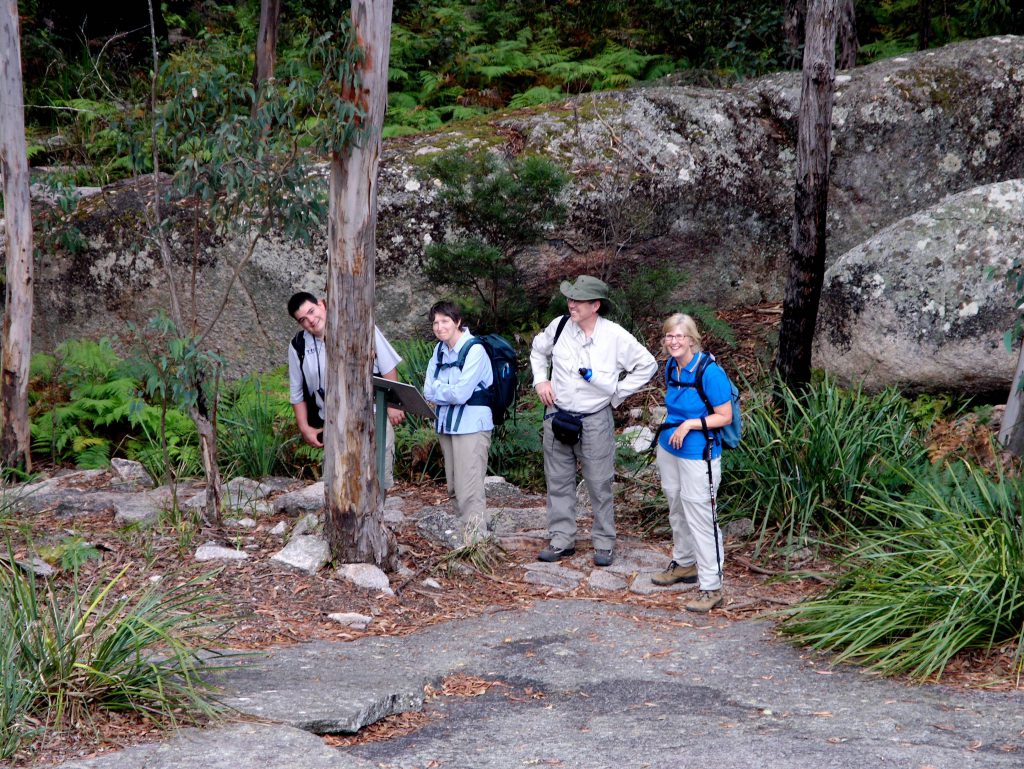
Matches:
[653,313,733,613]
[423,301,494,546]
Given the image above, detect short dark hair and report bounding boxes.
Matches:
[429,300,464,328]
[288,291,319,319]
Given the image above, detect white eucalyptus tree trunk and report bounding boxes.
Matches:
[0,0,34,470]
[323,0,397,567]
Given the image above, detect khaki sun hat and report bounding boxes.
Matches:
[559,275,611,305]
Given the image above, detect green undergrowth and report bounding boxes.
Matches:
[778,460,1024,681]
[0,549,230,760]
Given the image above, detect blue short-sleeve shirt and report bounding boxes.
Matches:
[658,352,731,460]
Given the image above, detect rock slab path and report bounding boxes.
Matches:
[56,600,1024,769]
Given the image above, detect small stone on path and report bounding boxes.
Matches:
[327,612,373,630]
[336,563,394,596]
[523,562,585,592]
[588,569,628,592]
[195,543,249,562]
[271,535,330,575]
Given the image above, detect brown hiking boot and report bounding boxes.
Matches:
[685,589,724,613]
[651,560,698,586]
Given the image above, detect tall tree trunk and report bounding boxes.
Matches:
[0,0,34,470]
[251,0,281,115]
[323,0,396,568]
[784,0,807,51]
[838,0,858,69]
[786,0,857,70]
[190,382,222,524]
[775,0,839,391]
[917,0,931,50]
[1000,343,1024,456]
[145,0,221,522]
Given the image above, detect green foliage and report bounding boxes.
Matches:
[126,422,202,482]
[420,148,568,331]
[858,0,1024,63]
[721,376,930,552]
[31,177,88,255]
[25,334,321,483]
[37,536,102,574]
[154,34,352,246]
[29,340,159,469]
[779,460,1024,680]
[125,314,223,420]
[22,0,1024,183]
[395,338,437,392]
[488,393,546,491]
[218,374,297,479]
[606,260,689,338]
[0,557,225,758]
[508,85,565,109]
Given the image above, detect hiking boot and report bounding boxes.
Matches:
[685,589,724,613]
[593,549,614,567]
[538,545,576,562]
[651,560,698,586]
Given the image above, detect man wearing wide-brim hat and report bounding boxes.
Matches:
[529,275,657,567]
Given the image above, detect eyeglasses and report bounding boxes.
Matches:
[663,334,688,341]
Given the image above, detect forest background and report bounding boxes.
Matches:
[20,0,1024,184]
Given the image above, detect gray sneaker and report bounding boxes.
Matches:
[651,560,698,586]
[538,545,576,562]
[685,589,724,613]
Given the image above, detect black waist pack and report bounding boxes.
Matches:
[551,410,584,445]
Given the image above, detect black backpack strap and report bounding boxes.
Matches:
[552,313,570,348]
[292,331,311,400]
[693,355,723,452]
[692,354,715,417]
[436,337,481,371]
[455,337,481,370]
[436,338,489,401]
[665,357,680,386]
[456,338,490,404]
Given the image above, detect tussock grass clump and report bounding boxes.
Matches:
[0,556,227,759]
[439,538,507,576]
[721,376,929,551]
[779,461,1024,681]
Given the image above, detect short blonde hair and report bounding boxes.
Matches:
[661,313,703,355]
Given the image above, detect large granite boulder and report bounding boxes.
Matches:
[21,36,1024,388]
[813,180,1022,394]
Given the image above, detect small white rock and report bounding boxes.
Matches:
[195,544,249,562]
[327,612,373,630]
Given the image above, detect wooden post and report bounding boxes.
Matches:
[0,0,34,470]
[775,0,839,391]
[322,0,396,567]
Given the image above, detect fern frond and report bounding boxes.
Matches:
[508,86,563,109]
[541,60,604,87]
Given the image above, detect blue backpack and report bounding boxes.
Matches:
[435,334,519,426]
[667,352,742,449]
